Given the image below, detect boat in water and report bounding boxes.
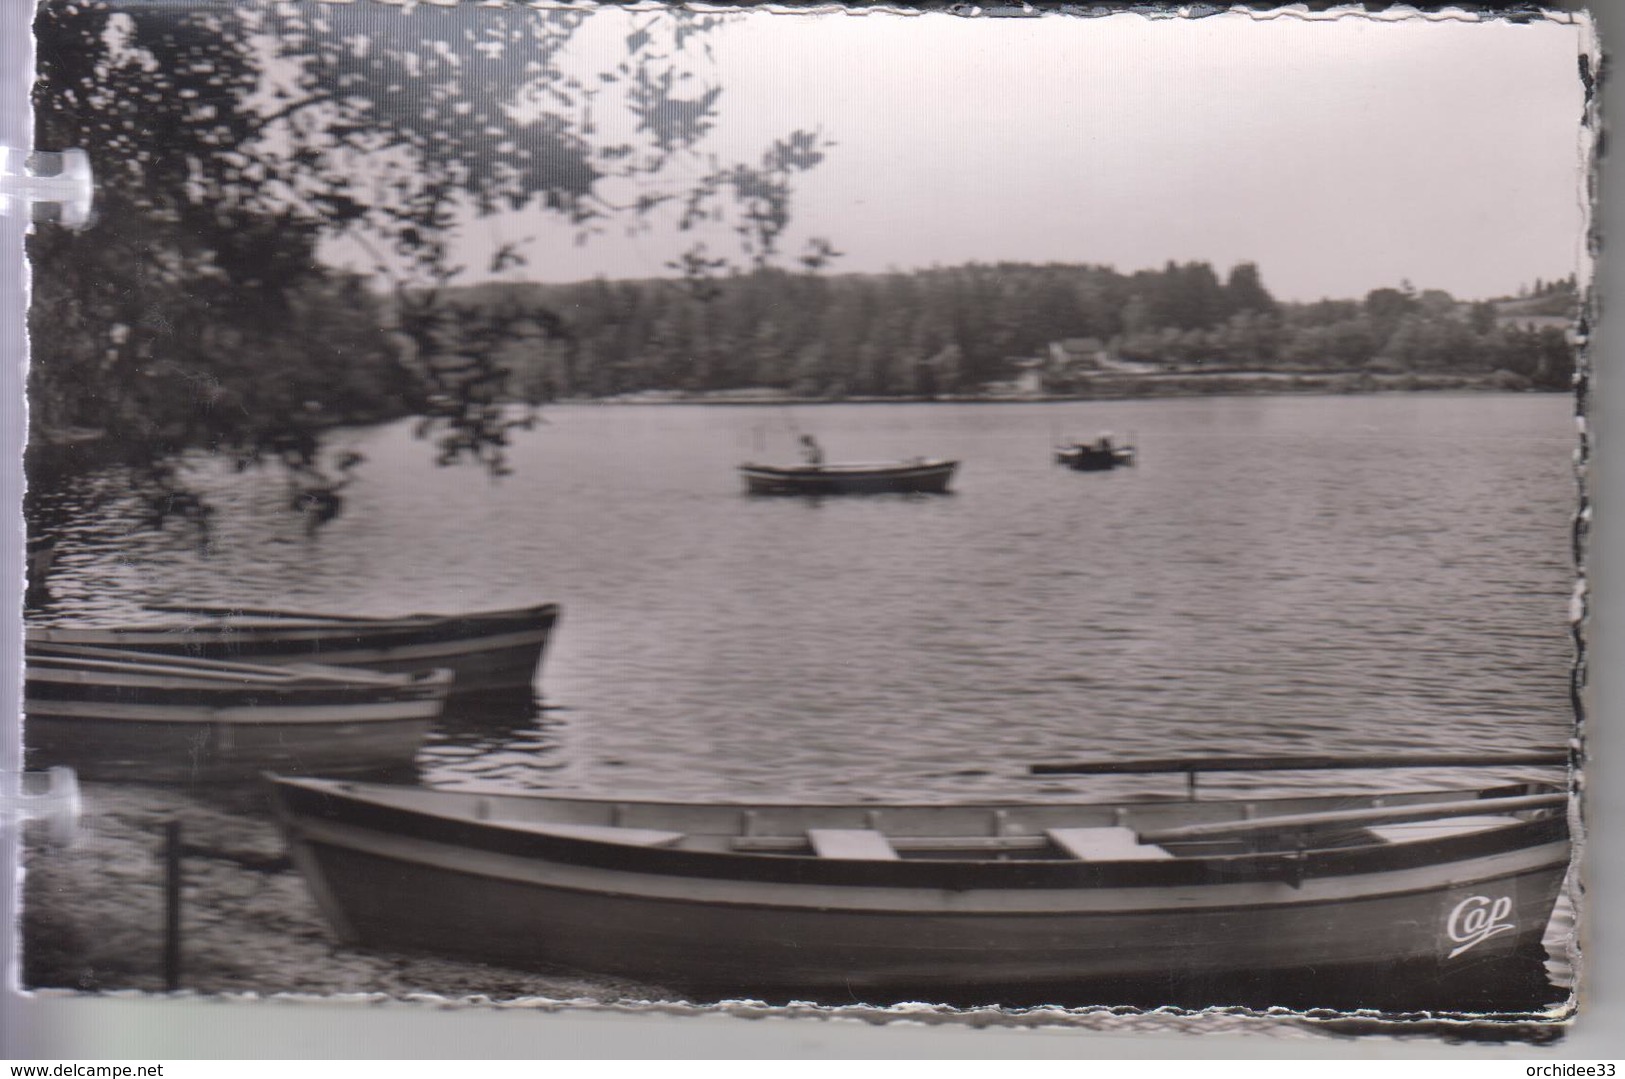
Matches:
[738,459,958,496]
[269,758,1570,1010]
[26,642,452,782]
[1055,436,1135,472]
[26,602,560,699]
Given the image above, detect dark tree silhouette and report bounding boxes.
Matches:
[29,1,833,525]
[456,260,1573,397]
[1225,262,1279,317]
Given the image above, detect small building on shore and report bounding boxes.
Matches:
[1047,338,1109,374]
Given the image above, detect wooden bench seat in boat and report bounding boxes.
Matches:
[731,830,1171,859]
[808,829,900,860]
[1046,827,1173,861]
[486,819,686,848]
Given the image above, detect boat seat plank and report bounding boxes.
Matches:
[808,829,899,861]
[1047,827,1173,861]
[488,820,686,847]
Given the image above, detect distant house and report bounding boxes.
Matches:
[1097,355,1171,375]
[1492,289,1578,336]
[1010,357,1045,394]
[1047,338,1166,378]
[1047,338,1108,372]
[1496,313,1574,334]
[982,356,1045,397]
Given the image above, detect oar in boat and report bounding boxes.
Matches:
[780,406,803,440]
[1029,752,1571,798]
[1138,791,1567,846]
[1031,753,1571,775]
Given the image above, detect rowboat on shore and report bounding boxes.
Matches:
[270,754,1571,1010]
[26,602,559,699]
[26,642,452,783]
[738,459,958,496]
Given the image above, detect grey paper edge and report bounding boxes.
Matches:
[2,0,31,1058]
[2,0,1621,1059]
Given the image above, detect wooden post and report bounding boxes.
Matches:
[163,820,182,992]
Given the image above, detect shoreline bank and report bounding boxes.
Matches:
[22,782,674,1003]
[568,372,1559,408]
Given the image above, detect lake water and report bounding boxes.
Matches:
[30,393,1580,804]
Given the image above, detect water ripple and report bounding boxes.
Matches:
[30,394,1577,802]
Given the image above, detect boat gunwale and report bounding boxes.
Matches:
[25,643,452,688]
[287,825,1569,921]
[271,778,1571,892]
[26,683,454,715]
[26,602,561,639]
[738,460,957,479]
[276,773,1561,817]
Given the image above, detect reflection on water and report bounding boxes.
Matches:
[425,698,569,789]
[28,394,1578,804]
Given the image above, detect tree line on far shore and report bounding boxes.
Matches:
[32,250,1579,464]
[449,262,1580,402]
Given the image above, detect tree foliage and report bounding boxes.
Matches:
[449,261,1575,399]
[29,1,831,523]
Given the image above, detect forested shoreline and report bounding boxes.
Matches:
[443,262,1578,403]
[31,253,1579,459]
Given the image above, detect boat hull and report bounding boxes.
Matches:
[27,715,436,784]
[1056,445,1135,471]
[26,650,449,782]
[292,834,1564,1009]
[739,461,957,496]
[28,603,559,698]
[272,781,1570,1010]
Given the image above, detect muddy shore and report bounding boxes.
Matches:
[21,781,672,1002]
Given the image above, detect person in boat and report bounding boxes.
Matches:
[799,435,825,466]
[1096,432,1114,453]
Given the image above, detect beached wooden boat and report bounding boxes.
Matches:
[26,642,452,782]
[739,459,958,495]
[270,757,1571,1009]
[1055,441,1135,471]
[27,602,559,698]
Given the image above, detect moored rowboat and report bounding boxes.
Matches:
[269,767,1570,1009]
[27,602,559,698]
[739,459,958,495]
[27,642,451,782]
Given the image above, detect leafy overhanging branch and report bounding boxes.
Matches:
[28,1,838,536]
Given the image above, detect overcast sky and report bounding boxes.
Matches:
[441,9,1591,303]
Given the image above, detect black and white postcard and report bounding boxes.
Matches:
[11,1,1598,1046]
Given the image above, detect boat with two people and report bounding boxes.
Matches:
[27,601,560,700]
[1055,432,1136,472]
[269,751,1570,1011]
[26,642,452,782]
